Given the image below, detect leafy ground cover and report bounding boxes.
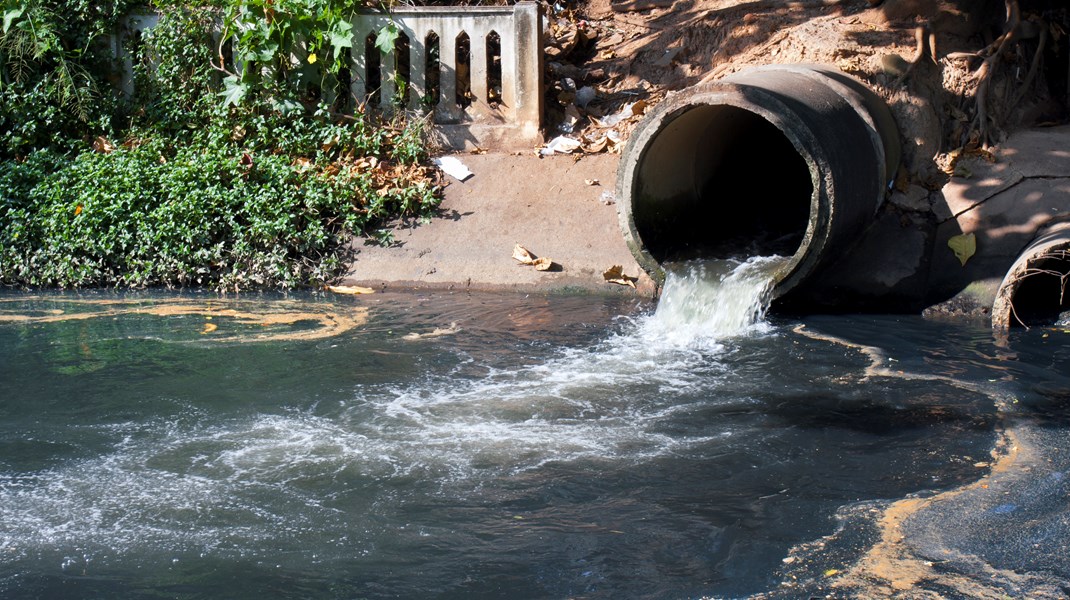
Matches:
[0,0,441,291]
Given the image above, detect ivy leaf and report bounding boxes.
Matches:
[254,40,279,63]
[3,7,23,33]
[219,75,248,107]
[375,23,399,55]
[328,19,353,56]
[270,97,304,116]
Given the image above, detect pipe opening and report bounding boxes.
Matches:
[1008,252,1070,327]
[633,104,813,264]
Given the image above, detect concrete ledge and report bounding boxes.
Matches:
[341,152,655,296]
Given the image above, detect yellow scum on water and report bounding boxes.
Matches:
[0,297,369,343]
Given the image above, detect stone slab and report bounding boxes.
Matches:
[997,125,1070,178]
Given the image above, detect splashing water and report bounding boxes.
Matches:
[641,256,787,347]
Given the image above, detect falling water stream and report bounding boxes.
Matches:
[1,259,1067,598]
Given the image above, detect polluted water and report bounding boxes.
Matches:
[0,257,1058,599]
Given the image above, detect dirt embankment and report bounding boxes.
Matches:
[550,0,1070,188]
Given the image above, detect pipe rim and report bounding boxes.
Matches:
[992,222,1070,330]
[617,83,830,296]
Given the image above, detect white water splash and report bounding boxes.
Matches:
[641,256,786,347]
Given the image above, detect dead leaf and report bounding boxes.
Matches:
[513,244,556,271]
[603,265,637,288]
[948,233,976,266]
[582,135,609,153]
[513,244,537,265]
[201,322,218,335]
[92,136,115,154]
[326,285,376,295]
[585,178,600,186]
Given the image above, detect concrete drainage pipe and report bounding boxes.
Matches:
[992,222,1070,331]
[616,64,900,302]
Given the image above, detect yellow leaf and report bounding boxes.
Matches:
[824,569,840,577]
[74,204,83,216]
[201,322,218,335]
[948,233,977,266]
[308,52,318,64]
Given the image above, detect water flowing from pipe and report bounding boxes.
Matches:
[638,256,787,348]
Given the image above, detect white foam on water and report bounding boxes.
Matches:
[641,256,786,348]
[0,257,785,566]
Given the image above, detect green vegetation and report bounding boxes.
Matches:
[0,0,441,291]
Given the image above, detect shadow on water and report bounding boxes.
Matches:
[764,392,998,436]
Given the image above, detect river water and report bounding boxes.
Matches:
[1,259,1067,599]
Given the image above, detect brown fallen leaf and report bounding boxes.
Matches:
[201,322,218,335]
[513,244,538,265]
[92,136,115,154]
[533,257,554,271]
[582,136,608,153]
[513,244,557,271]
[584,178,601,186]
[326,284,376,295]
[603,265,637,288]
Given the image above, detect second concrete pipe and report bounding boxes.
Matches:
[617,64,900,305]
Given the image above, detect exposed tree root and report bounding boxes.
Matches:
[891,0,1058,150]
[973,0,1021,148]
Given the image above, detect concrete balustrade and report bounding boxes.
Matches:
[352,2,543,149]
[113,4,543,150]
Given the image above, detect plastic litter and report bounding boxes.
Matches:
[433,156,474,181]
[539,136,583,156]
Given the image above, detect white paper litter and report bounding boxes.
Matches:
[433,156,474,181]
[539,135,582,156]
